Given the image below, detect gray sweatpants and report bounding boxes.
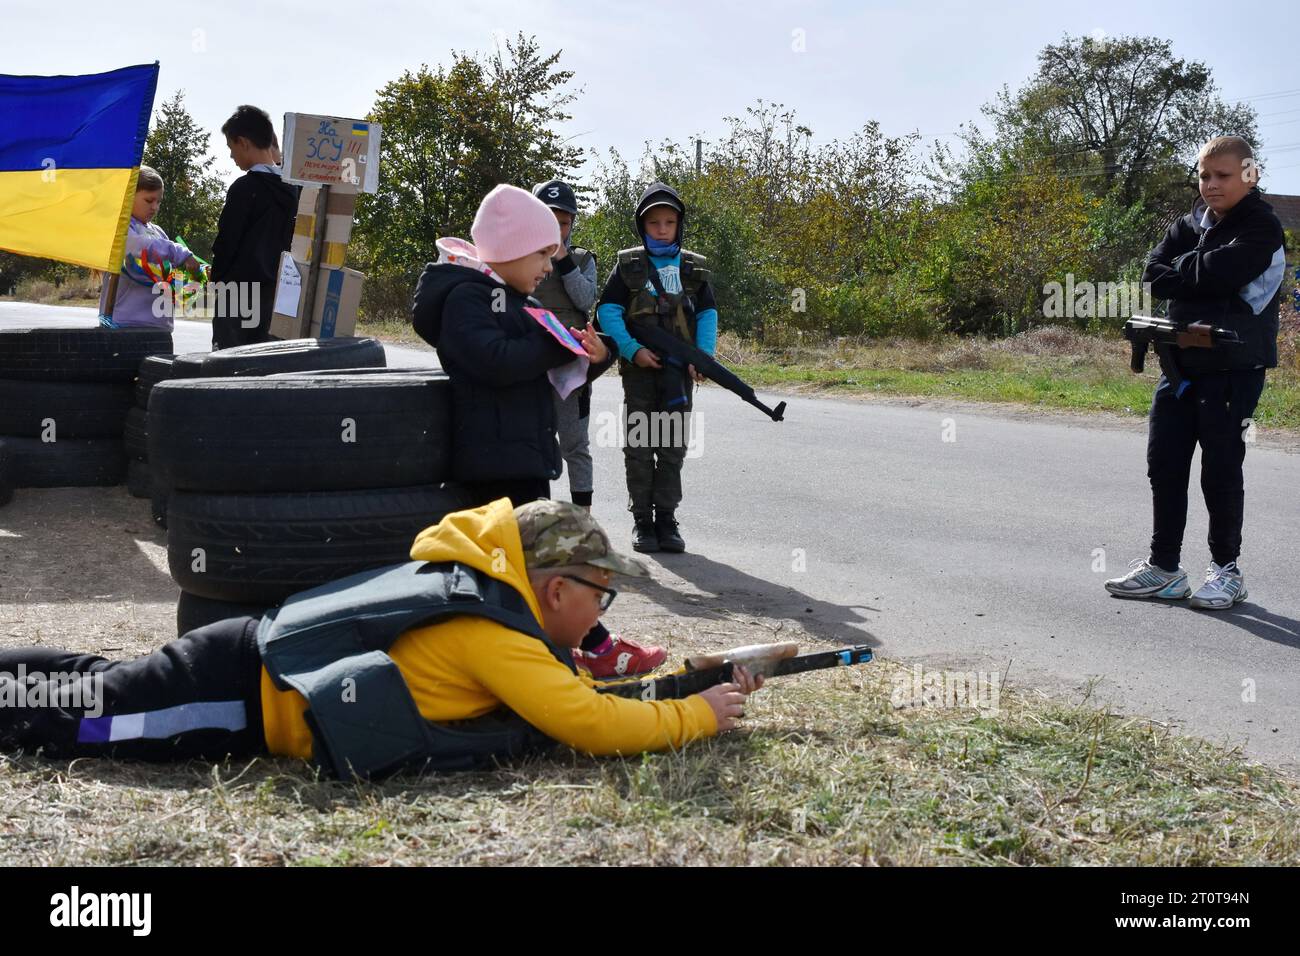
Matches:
[554,387,593,497]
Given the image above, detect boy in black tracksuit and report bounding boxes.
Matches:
[211,105,299,349]
[1106,137,1286,609]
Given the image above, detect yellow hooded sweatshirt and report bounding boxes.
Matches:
[260,498,717,760]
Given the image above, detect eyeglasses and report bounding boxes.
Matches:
[561,574,618,611]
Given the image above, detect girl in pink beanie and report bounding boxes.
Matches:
[411,182,612,492]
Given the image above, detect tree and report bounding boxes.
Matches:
[353,35,583,287]
[142,91,225,260]
[973,35,1258,211]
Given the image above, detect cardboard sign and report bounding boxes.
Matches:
[269,261,364,340]
[281,113,381,194]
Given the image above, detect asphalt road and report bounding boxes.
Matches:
[3,303,1297,770]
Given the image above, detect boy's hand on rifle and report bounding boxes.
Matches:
[633,348,663,370]
[573,322,608,363]
[182,256,200,273]
[687,363,706,383]
[700,665,764,732]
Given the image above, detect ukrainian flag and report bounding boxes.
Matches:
[0,63,158,272]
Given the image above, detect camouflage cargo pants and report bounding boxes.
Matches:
[621,361,692,516]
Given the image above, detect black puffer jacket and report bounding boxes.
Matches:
[1143,188,1285,372]
[412,264,614,482]
[210,171,300,346]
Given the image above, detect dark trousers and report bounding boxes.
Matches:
[461,479,610,652]
[1147,369,1266,570]
[211,279,273,350]
[621,362,692,516]
[0,617,266,762]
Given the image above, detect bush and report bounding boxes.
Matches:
[810,273,942,339]
[14,278,58,303]
[358,270,418,328]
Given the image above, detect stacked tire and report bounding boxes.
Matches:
[144,338,387,529]
[0,328,173,503]
[125,353,200,507]
[146,339,464,634]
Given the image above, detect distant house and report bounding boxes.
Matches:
[1265,193,1300,237]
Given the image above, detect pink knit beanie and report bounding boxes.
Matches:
[470,184,561,263]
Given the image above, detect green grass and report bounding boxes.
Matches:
[721,321,1300,432]
[2,659,1296,866]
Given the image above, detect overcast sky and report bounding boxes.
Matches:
[4,0,1297,194]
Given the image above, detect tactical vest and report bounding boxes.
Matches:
[616,247,710,344]
[532,247,595,328]
[258,560,571,779]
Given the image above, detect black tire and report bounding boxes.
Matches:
[0,328,172,382]
[202,337,386,377]
[150,375,452,493]
[271,366,443,379]
[151,485,169,529]
[170,352,212,378]
[4,436,127,488]
[0,439,13,507]
[124,407,149,461]
[0,378,134,438]
[126,457,152,498]
[167,484,469,604]
[134,354,178,407]
[176,591,272,638]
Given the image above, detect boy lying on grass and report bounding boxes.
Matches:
[0,499,762,777]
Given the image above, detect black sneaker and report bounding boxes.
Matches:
[632,515,660,553]
[655,512,686,553]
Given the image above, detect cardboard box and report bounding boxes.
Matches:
[269,254,364,340]
[290,186,357,267]
[281,113,381,194]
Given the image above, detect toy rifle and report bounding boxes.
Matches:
[626,318,787,422]
[594,642,873,701]
[1122,315,1241,399]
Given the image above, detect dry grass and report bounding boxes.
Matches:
[4,273,103,309]
[719,298,1300,432]
[2,656,1295,866]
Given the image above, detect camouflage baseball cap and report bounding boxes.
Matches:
[514,500,649,577]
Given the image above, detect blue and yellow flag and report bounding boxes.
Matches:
[0,63,158,272]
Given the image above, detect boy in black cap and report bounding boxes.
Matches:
[595,182,719,555]
[532,180,599,509]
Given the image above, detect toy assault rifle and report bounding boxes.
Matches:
[1122,315,1241,399]
[626,319,787,422]
[594,642,873,701]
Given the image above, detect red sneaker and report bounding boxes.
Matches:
[580,635,668,678]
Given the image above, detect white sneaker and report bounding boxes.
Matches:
[1104,558,1191,599]
[1188,562,1248,610]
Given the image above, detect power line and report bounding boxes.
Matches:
[1229,86,1300,102]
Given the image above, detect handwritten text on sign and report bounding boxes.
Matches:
[281,113,382,194]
